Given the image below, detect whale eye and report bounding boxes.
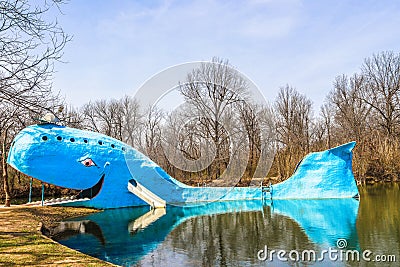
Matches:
[80,158,96,167]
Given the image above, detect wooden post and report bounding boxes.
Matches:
[2,128,11,207]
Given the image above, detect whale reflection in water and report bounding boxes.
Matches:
[50,220,105,245]
[53,198,359,266]
[272,198,360,249]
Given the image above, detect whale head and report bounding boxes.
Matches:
[7,124,127,193]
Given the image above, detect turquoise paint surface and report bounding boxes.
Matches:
[54,198,359,266]
[272,142,359,199]
[7,124,359,209]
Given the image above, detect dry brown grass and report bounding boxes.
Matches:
[0,206,116,266]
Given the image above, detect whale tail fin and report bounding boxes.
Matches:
[329,141,356,156]
[272,142,359,199]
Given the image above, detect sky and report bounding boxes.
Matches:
[51,0,400,112]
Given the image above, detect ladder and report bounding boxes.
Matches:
[261,181,273,200]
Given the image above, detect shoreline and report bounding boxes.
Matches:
[2,178,397,202]
[0,205,117,266]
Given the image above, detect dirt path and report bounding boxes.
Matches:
[0,205,116,266]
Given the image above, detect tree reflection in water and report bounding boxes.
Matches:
[52,196,366,266]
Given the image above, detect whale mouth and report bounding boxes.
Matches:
[26,174,105,206]
[76,174,105,200]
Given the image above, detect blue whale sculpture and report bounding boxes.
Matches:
[7,123,359,209]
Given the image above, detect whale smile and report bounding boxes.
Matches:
[76,173,105,200]
[25,174,106,206]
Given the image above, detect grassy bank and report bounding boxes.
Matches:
[0,206,115,266]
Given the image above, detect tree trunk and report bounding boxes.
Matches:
[2,129,11,207]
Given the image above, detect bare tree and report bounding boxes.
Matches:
[81,96,144,146]
[82,99,122,139]
[311,117,327,149]
[361,51,400,136]
[0,0,69,206]
[144,106,163,161]
[120,95,143,147]
[179,58,249,179]
[275,85,312,149]
[237,102,261,179]
[0,103,20,207]
[1,128,11,206]
[161,109,206,181]
[81,102,102,133]
[0,99,55,201]
[274,85,312,179]
[328,74,371,142]
[320,102,336,148]
[0,0,70,111]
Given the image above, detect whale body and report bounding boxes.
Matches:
[7,123,359,209]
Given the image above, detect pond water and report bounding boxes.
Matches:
[53,183,399,266]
